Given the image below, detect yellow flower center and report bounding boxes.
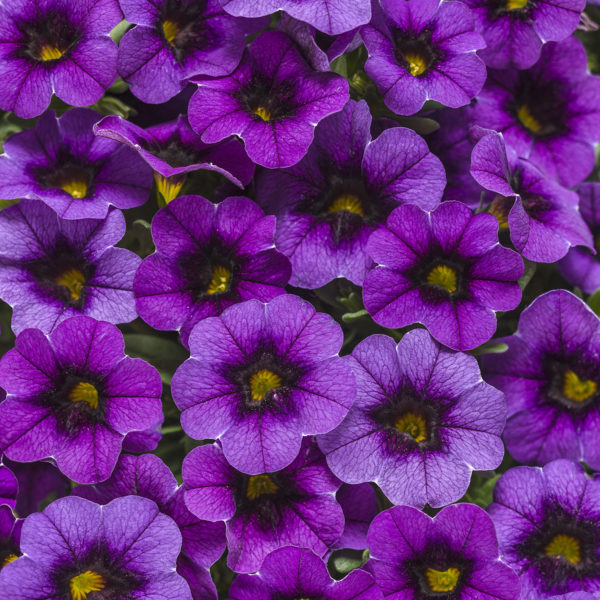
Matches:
[426,264,458,294]
[68,382,99,410]
[249,369,282,403]
[154,173,185,204]
[2,553,18,567]
[507,0,528,9]
[69,571,106,600]
[246,474,278,501]
[425,567,460,593]
[327,194,364,217]
[545,534,581,565]
[488,196,511,229]
[518,105,542,134]
[55,268,85,301]
[562,370,597,403]
[403,51,428,77]
[38,45,66,62]
[253,106,272,122]
[162,19,181,46]
[395,412,427,443]
[60,178,88,199]
[205,265,231,295]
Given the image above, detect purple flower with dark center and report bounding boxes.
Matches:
[463,0,585,69]
[361,0,486,116]
[118,0,265,104]
[472,36,600,188]
[228,546,381,600]
[0,109,153,220]
[334,483,378,550]
[482,290,600,469]
[188,30,349,169]
[0,200,140,335]
[134,195,290,348]
[219,0,371,35]
[256,99,446,288]
[0,0,120,118]
[172,294,354,474]
[319,331,506,508]
[94,115,255,204]
[558,183,600,294]
[0,495,192,599]
[183,439,345,573]
[367,503,520,600]
[489,460,600,599]
[0,506,22,573]
[471,131,592,263]
[363,201,523,351]
[0,316,163,484]
[73,453,226,600]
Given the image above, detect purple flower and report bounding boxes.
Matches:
[471,131,592,263]
[482,290,600,469]
[361,0,486,116]
[0,200,140,335]
[0,109,153,220]
[463,0,585,69]
[134,195,290,347]
[367,503,520,600]
[0,505,22,572]
[219,0,371,35]
[73,453,226,600]
[334,483,378,550]
[0,0,120,118]
[0,495,192,599]
[558,183,600,294]
[472,36,600,188]
[94,115,255,204]
[188,31,349,169]
[228,547,381,600]
[0,316,163,484]
[183,439,345,573]
[118,0,264,104]
[489,460,600,599]
[172,294,354,474]
[319,331,506,508]
[256,99,446,288]
[363,201,523,351]
[0,466,17,510]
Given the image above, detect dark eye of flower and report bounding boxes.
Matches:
[69,570,106,600]
[158,1,213,61]
[561,370,597,403]
[424,567,461,594]
[425,264,459,295]
[18,11,79,64]
[545,359,599,410]
[327,193,365,217]
[488,0,533,18]
[178,245,238,300]
[488,196,512,229]
[512,79,566,138]
[36,162,95,200]
[245,474,279,501]
[248,369,283,404]
[55,268,86,302]
[394,32,438,77]
[394,412,428,443]
[237,77,297,122]
[545,534,581,565]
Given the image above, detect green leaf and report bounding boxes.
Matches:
[471,341,509,356]
[342,309,369,323]
[332,554,365,575]
[588,287,600,316]
[518,258,536,292]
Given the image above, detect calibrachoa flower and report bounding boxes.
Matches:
[228,547,381,600]
[0,495,192,599]
[256,99,446,288]
[219,0,371,35]
[363,201,523,351]
[489,460,600,599]
[471,131,592,263]
[319,330,506,508]
[473,36,600,188]
[0,200,140,335]
[367,503,520,600]
[0,316,163,484]
[0,109,153,220]
[118,0,264,104]
[94,114,255,204]
[182,439,345,573]
[334,483,378,550]
[134,195,291,347]
[188,30,349,168]
[482,290,600,469]
[463,0,585,69]
[361,0,486,116]
[558,183,600,294]
[172,294,354,474]
[0,505,22,572]
[74,453,226,600]
[0,466,17,509]
[0,0,121,118]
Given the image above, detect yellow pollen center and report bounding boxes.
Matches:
[55,268,85,301]
[488,196,510,229]
[60,179,88,199]
[154,173,185,204]
[253,106,272,122]
[518,105,542,134]
[162,19,181,46]
[403,52,428,77]
[69,571,106,600]
[395,412,427,443]
[545,534,581,565]
[426,264,458,294]
[38,45,66,61]
[68,382,99,410]
[249,369,282,403]
[246,474,279,501]
[562,370,597,403]
[425,567,460,593]
[206,265,231,295]
[2,554,18,567]
[507,0,528,9]
[327,194,365,217]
